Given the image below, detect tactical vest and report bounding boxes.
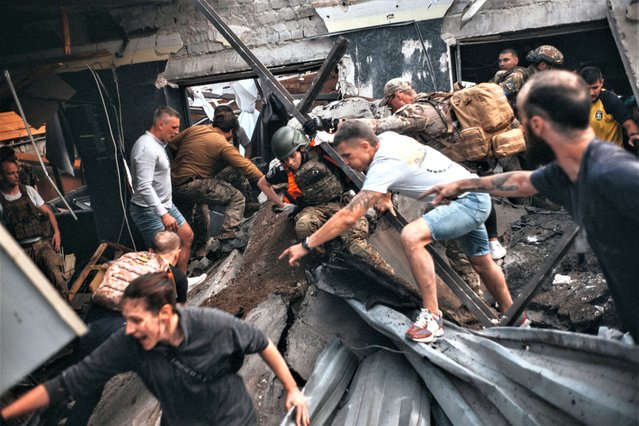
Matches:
[409,92,467,162]
[292,150,347,205]
[0,185,47,241]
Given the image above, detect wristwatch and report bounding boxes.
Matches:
[301,237,312,251]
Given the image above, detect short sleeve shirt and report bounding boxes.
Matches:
[589,90,633,146]
[44,307,268,425]
[0,185,43,214]
[362,132,476,199]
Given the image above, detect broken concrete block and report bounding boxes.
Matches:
[239,294,289,426]
[90,373,161,426]
[188,249,243,307]
[285,285,394,380]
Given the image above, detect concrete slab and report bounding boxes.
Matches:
[91,373,161,426]
[188,249,243,306]
[239,294,289,426]
[285,285,395,381]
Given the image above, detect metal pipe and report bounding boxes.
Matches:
[3,70,77,220]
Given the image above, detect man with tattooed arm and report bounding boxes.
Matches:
[423,70,639,341]
[280,121,523,343]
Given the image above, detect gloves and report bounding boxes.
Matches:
[302,117,339,136]
[273,203,297,215]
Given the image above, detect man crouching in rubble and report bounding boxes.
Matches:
[280,121,521,343]
[423,70,639,342]
[1,272,310,426]
[259,125,392,273]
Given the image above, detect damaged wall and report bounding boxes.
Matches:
[342,19,450,97]
[442,0,608,44]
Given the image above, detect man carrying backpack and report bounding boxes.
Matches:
[280,122,526,343]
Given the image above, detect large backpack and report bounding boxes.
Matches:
[93,251,170,310]
[450,83,526,161]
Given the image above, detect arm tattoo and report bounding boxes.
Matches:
[345,190,379,212]
[458,174,519,193]
[488,174,519,192]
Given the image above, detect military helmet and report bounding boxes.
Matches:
[526,45,564,65]
[271,126,308,160]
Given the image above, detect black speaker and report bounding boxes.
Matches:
[63,104,133,246]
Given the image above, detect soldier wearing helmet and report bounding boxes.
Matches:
[257,126,392,273]
[526,45,564,76]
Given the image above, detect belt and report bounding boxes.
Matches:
[173,176,196,186]
[19,239,41,248]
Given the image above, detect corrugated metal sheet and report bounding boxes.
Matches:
[292,266,639,425]
[280,339,359,426]
[331,350,431,426]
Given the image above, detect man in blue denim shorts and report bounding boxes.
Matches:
[129,106,193,273]
[280,121,520,343]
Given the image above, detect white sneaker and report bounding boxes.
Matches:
[489,240,507,260]
[405,309,444,343]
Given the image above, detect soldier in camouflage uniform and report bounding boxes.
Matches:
[170,110,263,254]
[525,45,564,77]
[0,153,67,296]
[306,79,486,293]
[491,48,529,114]
[256,126,393,274]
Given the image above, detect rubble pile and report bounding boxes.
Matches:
[503,211,622,333]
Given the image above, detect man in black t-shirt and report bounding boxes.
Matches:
[424,70,639,341]
[62,231,188,425]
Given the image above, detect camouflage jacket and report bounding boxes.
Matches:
[358,92,465,162]
[491,67,528,100]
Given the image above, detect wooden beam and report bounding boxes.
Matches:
[295,37,349,115]
[61,6,72,55]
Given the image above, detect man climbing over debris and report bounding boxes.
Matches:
[128,106,193,273]
[259,126,392,273]
[0,148,67,296]
[280,122,524,343]
[423,70,639,341]
[304,78,506,296]
[169,108,264,257]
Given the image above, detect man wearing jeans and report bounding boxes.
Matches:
[280,121,521,343]
[129,106,193,272]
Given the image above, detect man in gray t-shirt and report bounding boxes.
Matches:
[129,106,193,272]
[280,123,519,343]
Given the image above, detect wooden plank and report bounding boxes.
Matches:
[295,37,349,115]
[67,242,109,301]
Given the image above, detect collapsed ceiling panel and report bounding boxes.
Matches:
[313,0,453,33]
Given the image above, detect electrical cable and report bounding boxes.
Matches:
[85,64,136,250]
[3,70,77,220]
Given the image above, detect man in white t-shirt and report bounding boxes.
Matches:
[280,121,522,343]
[0,154,67,295]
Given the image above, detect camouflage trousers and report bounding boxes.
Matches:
[24,239,67,296]
[295,202,393,274]
[445,240,482,296]
[173,171,245,248]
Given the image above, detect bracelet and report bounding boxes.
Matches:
[301,237,312,251]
